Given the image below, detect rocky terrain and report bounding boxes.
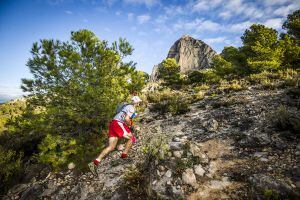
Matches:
[150,35,216,81]
[3,85,300,200]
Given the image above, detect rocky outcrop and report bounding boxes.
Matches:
[4,86,300,200]
[167,35,217,72]
[150,35,217,81]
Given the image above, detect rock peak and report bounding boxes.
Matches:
[167,36,217,73]
[150,35,217,81]
[180,34,192,39]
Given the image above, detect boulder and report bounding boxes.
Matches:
[194,164,205,177]
[182,168,197,186]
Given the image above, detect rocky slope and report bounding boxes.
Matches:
[4,85,300,200]
[151,35,217,81]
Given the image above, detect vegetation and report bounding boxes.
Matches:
[1,8,300,197]
[185,10,300,88]
[147,89,190,115]
[158,58,185,88]
[268,105,300,135]
[0,30,148,193]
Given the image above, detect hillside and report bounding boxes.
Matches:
[1,10,300,199]
[3,81,300,199]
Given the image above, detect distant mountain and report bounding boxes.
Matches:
[0,94,22,104]
[151,35,217,81]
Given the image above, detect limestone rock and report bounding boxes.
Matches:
[203,118,218,132]
[182,168,197,186]
[167,35,217,73]
[68,162,75,170]
[194,164,205,177]
[150,35,217,81]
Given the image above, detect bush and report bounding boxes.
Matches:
[147,88,173,103]
[141,135,170,160]
[149,90,190,115]
[249,69,299,89]
[211,55,234,77]
[0,146,22,193]
[190,91,205,103]
[194,84,210,92]
[158,58,184,88]
[217,80,245,92]
[268,105,300,135]
[38,134,77,169]
[188,69,221,84]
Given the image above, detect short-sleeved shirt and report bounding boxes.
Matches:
[113,104,135,123]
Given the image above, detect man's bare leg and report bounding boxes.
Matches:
[96,137,118,162]
[123,139,133,155]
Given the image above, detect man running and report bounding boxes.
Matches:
[92,96,142,168]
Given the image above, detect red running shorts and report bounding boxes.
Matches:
[108,120,132,138]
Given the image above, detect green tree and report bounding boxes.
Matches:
[221,46,248,75]
[279,34,300,68]
[283,9,300,40]
[211,55,234,78]
[241,24,282,72]
[1,29,148,170]
[158,58,183,87]
[21,30,144,135]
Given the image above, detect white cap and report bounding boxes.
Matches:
[131,96,142,104]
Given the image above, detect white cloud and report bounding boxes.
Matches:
[192,0,223,12]
[274,3,299,16]
[128,13,134,20]
[219,11,231,19]
[263,0,291,6]
[164,5,184,16]
[173,18,222,32]
[264,18,283,29]
[203,36,226,44]
[65,10,73,15]
[155,15,168,24]
[137,14,151,24]
[123,0,160,7]
[228,21,254,32]
[115,11,121,15]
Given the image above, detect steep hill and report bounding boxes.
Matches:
[4,84,300,200]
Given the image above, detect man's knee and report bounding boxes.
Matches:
[124,132,132,140]
[107,146,116,151]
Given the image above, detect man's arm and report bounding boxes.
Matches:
[124,114,132,127]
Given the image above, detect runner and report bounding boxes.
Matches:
[89,96,142,172]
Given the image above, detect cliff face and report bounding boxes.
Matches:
[167,35,217,73]
[150,35,217,81]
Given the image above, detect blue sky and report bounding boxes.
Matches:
[0,0,299,101]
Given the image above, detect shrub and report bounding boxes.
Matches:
[211,55,234,77]
[268,105,300,135]
[150,95,190,115]
[0,146,22,193]
[217,80,245,92]
[249,69,299,89]
[190,91,205,103]
[194,84,210,92]
[158,58,184,87]
[188,69,221,84]
[38,134,77,169]
[141,135,170,160]
[147,88,173,103]
[278,69,299,87]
